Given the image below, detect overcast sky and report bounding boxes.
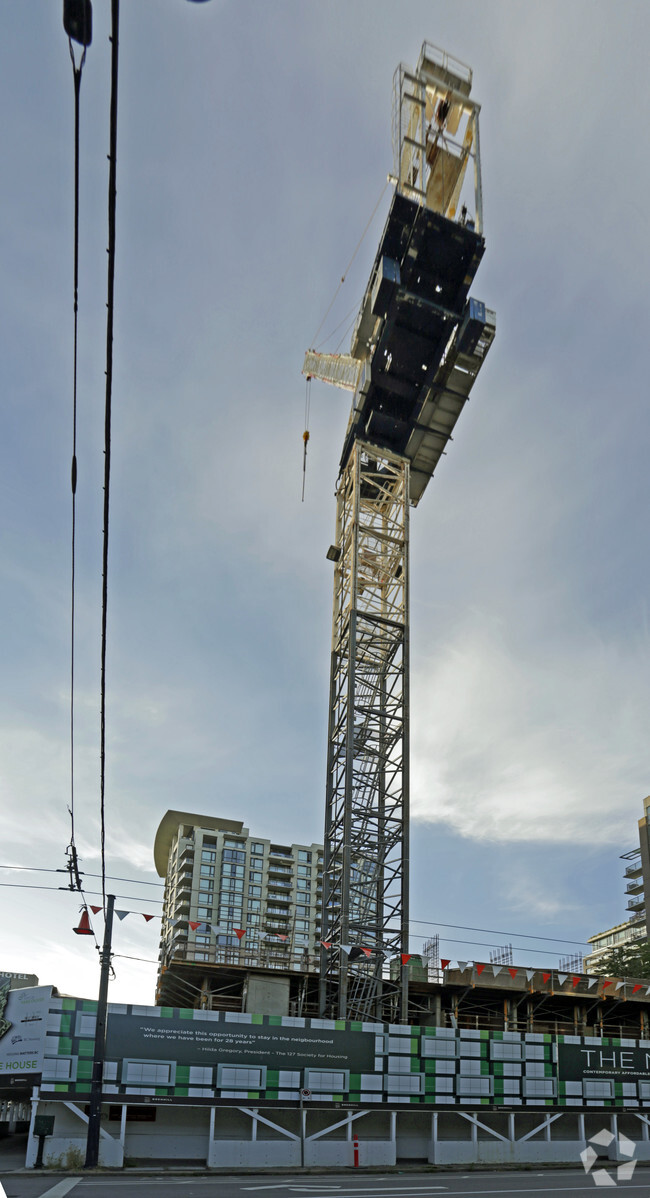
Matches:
[2,1,649,1003]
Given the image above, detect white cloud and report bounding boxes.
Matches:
[411,613,650,845]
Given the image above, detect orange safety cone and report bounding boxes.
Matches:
[73,908,93,935]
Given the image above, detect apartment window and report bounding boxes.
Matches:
[217,934,239,948]
[194,952,209,962]
[200,864,215,878]
[221,877,244,892]
[297,886,311,899]
[295,905,310,917]
[221,863,244,878]
[223,849,246,864]
[219,904,242,921]
[248,899,261,912]
[298,851,312,863]
[249,871,263,883]
[224,839,246,849]
[195,935,210,946]
[248,914,260,926]
[249,885,262,897]
[197,907,212,918]
[198,891,213,905]
[295,920,310,932]
[250,856,263,868]
[297,865,311,877]
[201,850,216,863]
[251,843,265,855]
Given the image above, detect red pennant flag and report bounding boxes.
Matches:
[508,968,517,979]
[542,972,551,983]
[234,928,246,940]
[572,976,581,989]
[441,958,451,970]
[602,979,613,989]
[276,934,287,942]
[189,920,201,931]
[632,984,643,994]
[142,914,154,922]
[475,963,486,976]
[90,905,102,914]
[401,954,412,965]
[360,947,372,958]
[321,940,332,949]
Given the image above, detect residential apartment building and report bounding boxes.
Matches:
[154,811,324,985]
[584,794,650,972]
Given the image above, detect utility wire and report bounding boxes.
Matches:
[65,25,88,897]
[0,864,162,887]
[409,917,590,947]
[99,0,120,913]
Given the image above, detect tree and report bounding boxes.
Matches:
[593,939,650,980]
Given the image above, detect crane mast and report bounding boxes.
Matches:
[309,43,495,1022]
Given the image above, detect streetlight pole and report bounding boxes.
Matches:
[84,893,115,1168]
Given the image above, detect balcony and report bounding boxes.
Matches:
[267,879,292,890]
[625,864,643,880]
[627,896,645,913]
[626,880,644,896]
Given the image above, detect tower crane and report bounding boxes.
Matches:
[306,43,496,1023]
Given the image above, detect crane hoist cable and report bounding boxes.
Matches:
[310,180,389,351]
[64,1,92,894]
[301,375,312,502]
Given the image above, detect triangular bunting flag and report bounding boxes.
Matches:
[276,934,288,942]
[90,905,102,914]
[601,979,613,989]
[588,977,598,988]
[210,925,226,936]
[457,961,467,972]
[492,965,504,977]
[234,928,246,941]
[571,976,581,989]
[645,986,650,997]
[340,944,351,955]
[508,967,517,980]
[360,947,372,958]
[321,941,332,949]
[615,980,625,991]
[525,970,535,982]
[557,973,568,985]
[142,914,154,922]
[441,958,450,970]
[189,920,201,931]
[475,963,486,976]
[401,954,412,966]
[168,918,180,927]
[632,984,643,994]
[542,972,551,983]
[116,910,129,921]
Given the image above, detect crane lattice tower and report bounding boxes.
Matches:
[306,43,496,1023]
